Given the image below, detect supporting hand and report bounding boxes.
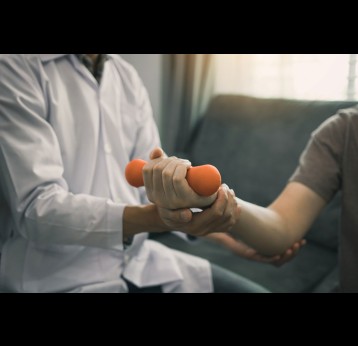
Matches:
[206,233,306,266]
[157,184,239,237]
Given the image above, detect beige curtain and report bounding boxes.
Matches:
[161,54,214,155]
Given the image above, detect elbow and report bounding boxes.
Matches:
[15,184,64,242]
[260,224,298,257]
[17,207,44,242]
[253,218,297,257]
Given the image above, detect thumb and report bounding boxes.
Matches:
[150,147,165,160]
[158,207,193,223]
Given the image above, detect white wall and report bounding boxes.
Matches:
[120,54,162,126]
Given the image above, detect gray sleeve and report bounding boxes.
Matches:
[289,114,346,203]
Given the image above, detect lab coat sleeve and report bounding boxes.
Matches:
[0,55,125,251]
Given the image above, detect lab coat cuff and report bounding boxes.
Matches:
[106,200,126,251]
[172,231,199,243]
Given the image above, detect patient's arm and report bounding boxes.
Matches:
[231,182,326,256]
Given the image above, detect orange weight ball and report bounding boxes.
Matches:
[186,165,221,196]
[125,159,147,187]
[125,159,221,196]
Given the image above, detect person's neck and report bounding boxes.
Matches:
[86,54,99,64]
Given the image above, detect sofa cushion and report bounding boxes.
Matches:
[187,95,356,251]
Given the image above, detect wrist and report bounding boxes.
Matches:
[227,197,242,236]
[123,204,171,240]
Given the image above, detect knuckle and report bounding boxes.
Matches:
[167,202,175,209]
[162,170,172,180]
[168,212,179,223]
[142,165,151,175]
[228,218,236,228]
[173,175,184,185]
[224,210,232,220]
[214,209,224,218]
[153,166,163,175]
[167,199,180,209]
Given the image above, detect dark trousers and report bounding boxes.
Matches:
[123,263,269,293]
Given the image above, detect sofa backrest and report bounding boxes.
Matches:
[187,95,357,251]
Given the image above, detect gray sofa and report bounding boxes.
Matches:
[152,94,357,293]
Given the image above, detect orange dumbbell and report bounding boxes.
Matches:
[125,159,222,197]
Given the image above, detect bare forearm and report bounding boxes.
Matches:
[123,204,171,239]
[231,199,296,256]
[230,183,326,256]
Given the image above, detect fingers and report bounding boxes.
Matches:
[192,186,229,232]
[172,164,217,208]
[290,239,307,256]
[252,254,281,263]
[210,185,238,232]
[291,244,300,256]
[157,207,193,228]
[172,163,193,200]
[143,152,220,209]
[143,156,191,208]
[159,159,181,204]
[226,239,280,263]
[272,240,307,267]
[149,147,165,160]
[187,185,238,236]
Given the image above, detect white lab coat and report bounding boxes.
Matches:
[0,54,212,293]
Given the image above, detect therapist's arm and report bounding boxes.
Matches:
[0,56,232,249]
[123,204,171,238]
[0,56,123,250]
[0,55,172,250]
[123,185,238,240]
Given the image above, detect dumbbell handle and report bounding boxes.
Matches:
[125,159,221,197]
